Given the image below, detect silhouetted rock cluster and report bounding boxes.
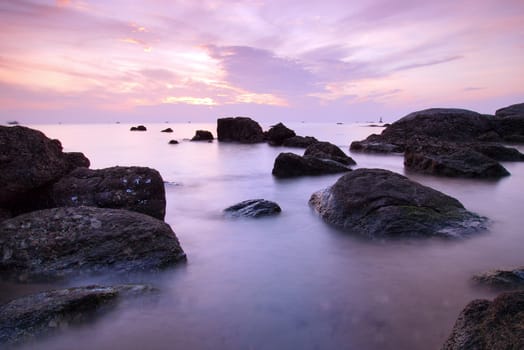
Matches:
[130,125,147,131]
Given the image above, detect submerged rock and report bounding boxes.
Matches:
[217,117,264,143]
[191,130,213,141]
[304,142,356,166]
[161,128,173,133]
[266,123,296,145]
[272,152,351,178]
[0,126,90,207]
[130,125,147,131]
[0,284,154,345]
[473,267,524,290]
[282,136,319,148]
[36,166,167,220]
[309,168,486,239]
[224,199,281,218]
[0,206,186,282]
[441,291,524,350]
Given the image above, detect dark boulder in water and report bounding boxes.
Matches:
[191,130,214,141]
[282,135,319,148]
[161,128,173,133]
[473,267,524,290]
[309,168,486,239]
[441,291,524,350]
[217,117,264,143]
[0,206,186,282]
[0,126,90,207]
[130,125,147,131]
[168,139,179,144]
[0,284,154,345]
[224,199,281,218]
[272,152,351,178]
[304,141,356,166]
[35,166,167,220]
[266,123,296,145]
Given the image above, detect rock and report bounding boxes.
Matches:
[495,115,524,143]
[266,123,296,145]
[350,138,403,153]
[304,142,356,166]
[282,136,319,148]
[473,267,524,290]
[272,152,351,178]
[0,126,90,207]
[0,206,186,281]
[0,284,154,345]
[191,130,213,141]
[217,117,264,143]
[161,128,173,133]
[495,102,524,118]
[35,166,167,220]
[130,125,147,131]
[224,199,281,218]
[441,291,524,350]
[168,140,179,144]
[309,168,486,238]
[471,143,524,161]
[0,208,11,223]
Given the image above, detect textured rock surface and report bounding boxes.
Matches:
[0,284,154,345]
[309,168,486,238]
[495,102,524,118]
[266,123,296,145]
[36,166,167,220]
[282,136,319,148]
[191,130,213,141]
[473,267,524,290]
[304,142,356,166]
[0,126,90,206]
[224,199,281,218]
[442,291,524,350]
[217,117,264,143]
[0,206,186,281]
[272,152,350,178]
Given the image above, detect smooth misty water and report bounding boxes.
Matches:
[2,122,524,350]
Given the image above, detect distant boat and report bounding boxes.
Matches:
[7,120,19,125]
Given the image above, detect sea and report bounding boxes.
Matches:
[2,122,524,350]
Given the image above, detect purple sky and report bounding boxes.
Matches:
[1,0,523,123]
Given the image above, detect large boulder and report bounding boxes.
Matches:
[191,130,213,141]
[309,168,486,238]
[266,123,296,145]
[34,166,166,220]
[441,291,524,350]
[495,102,524,118]
[272,152,351,178]
[304,142,356,166]
[0,206,186,282]
[0,284,153,345]
[494,104,524,142]
[473,267,524,290]
[217,117,264,143]
[224,199,281,218]
[282,136,319,148]
[0,126,90,207]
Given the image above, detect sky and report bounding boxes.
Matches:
[0,0,523,124]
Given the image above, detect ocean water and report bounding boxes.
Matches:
[2,122,524,350]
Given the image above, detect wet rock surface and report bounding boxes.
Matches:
[36,166,167,220]
[473,267,524,290]
[266,123,296,145]
[224,199,281,218]
[282,135,319,148]
[304,142,356,166]
[191,130,214,141]
[0,126,90,207]
[0,206,186,282]
[442,291,524,350]
[0,284,154,345]
[217,117,264,143]
[309,168,486,238]
[272,152,351,178]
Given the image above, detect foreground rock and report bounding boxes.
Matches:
[130,125,147,131]
[35,166,167,220]
[224,199,281,218]
[272,152,351,178]
[217,117,264,143]
[473,267,524,290]
[442,291,524,349]
[266,123,296,145]
[304,142,356,166]
[282,135,319,148]
[0,126,90,207]
[191,130,213,141]
[496,102,524,118]
[0,284,154,345]
[309,168,486,238]
[0,206,186,282]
